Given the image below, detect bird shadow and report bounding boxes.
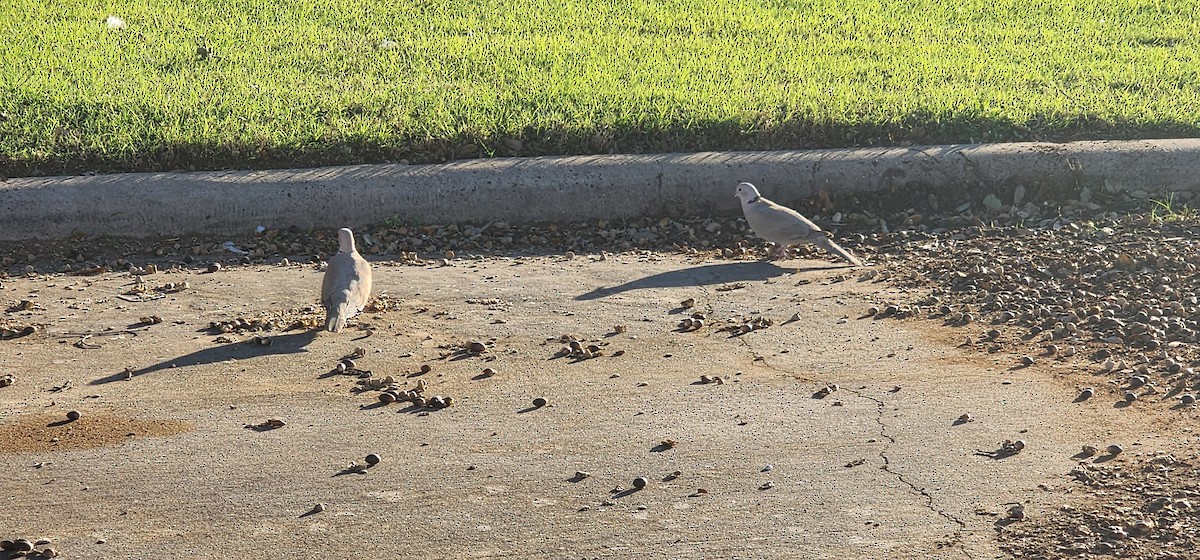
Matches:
[90,330,320,385]
[574,262,789,300]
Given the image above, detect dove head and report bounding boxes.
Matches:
[337,228,357,253]
[735,182,761,203]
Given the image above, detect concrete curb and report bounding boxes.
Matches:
[3,139,1200,240]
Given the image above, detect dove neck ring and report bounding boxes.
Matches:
[746,194,760,203]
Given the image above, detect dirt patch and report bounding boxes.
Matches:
[0,411,193,454]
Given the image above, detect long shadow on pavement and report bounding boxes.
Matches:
[575,261,806,301]
[89,330,320,385]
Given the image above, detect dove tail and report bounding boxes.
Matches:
[815,237,864,267]
[325,303,352,333]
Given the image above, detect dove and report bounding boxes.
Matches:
[321,228,373,332]
[734,182,864,266]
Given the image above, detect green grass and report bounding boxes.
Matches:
[4,0,1200,176]
[1149,194,1199,223]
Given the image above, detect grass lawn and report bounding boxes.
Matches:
[3,0,1200,176]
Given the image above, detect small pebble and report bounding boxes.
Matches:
[632,476,648,489]
[66,410,81,421]
[532,397,548,408]
[1107,444,1124,455]
[365,453,381,466]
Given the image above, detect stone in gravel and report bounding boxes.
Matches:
[632,476,648,489]
[532,397,548,408]
[66,410,81,421]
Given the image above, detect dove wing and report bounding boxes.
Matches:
[745,198,824,245]
[322,252,373,332]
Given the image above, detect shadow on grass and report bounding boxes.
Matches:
[90,330,319,385]
[575,262,789,300]
[8,110,1200,178]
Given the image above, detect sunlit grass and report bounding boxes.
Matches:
[3,0,1200,176]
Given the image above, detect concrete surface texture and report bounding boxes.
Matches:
[3,139,1200,240]
[0,254,1163,559]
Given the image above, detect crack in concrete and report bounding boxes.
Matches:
[732,332,973,560]
[847,387,974,560]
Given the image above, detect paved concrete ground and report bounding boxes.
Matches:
[0,253,1161,559]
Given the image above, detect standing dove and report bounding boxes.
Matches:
[322,228,373,332]
[735,182,864,266]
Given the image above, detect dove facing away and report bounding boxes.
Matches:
[322,228,373,332]
[735,182,864,266]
